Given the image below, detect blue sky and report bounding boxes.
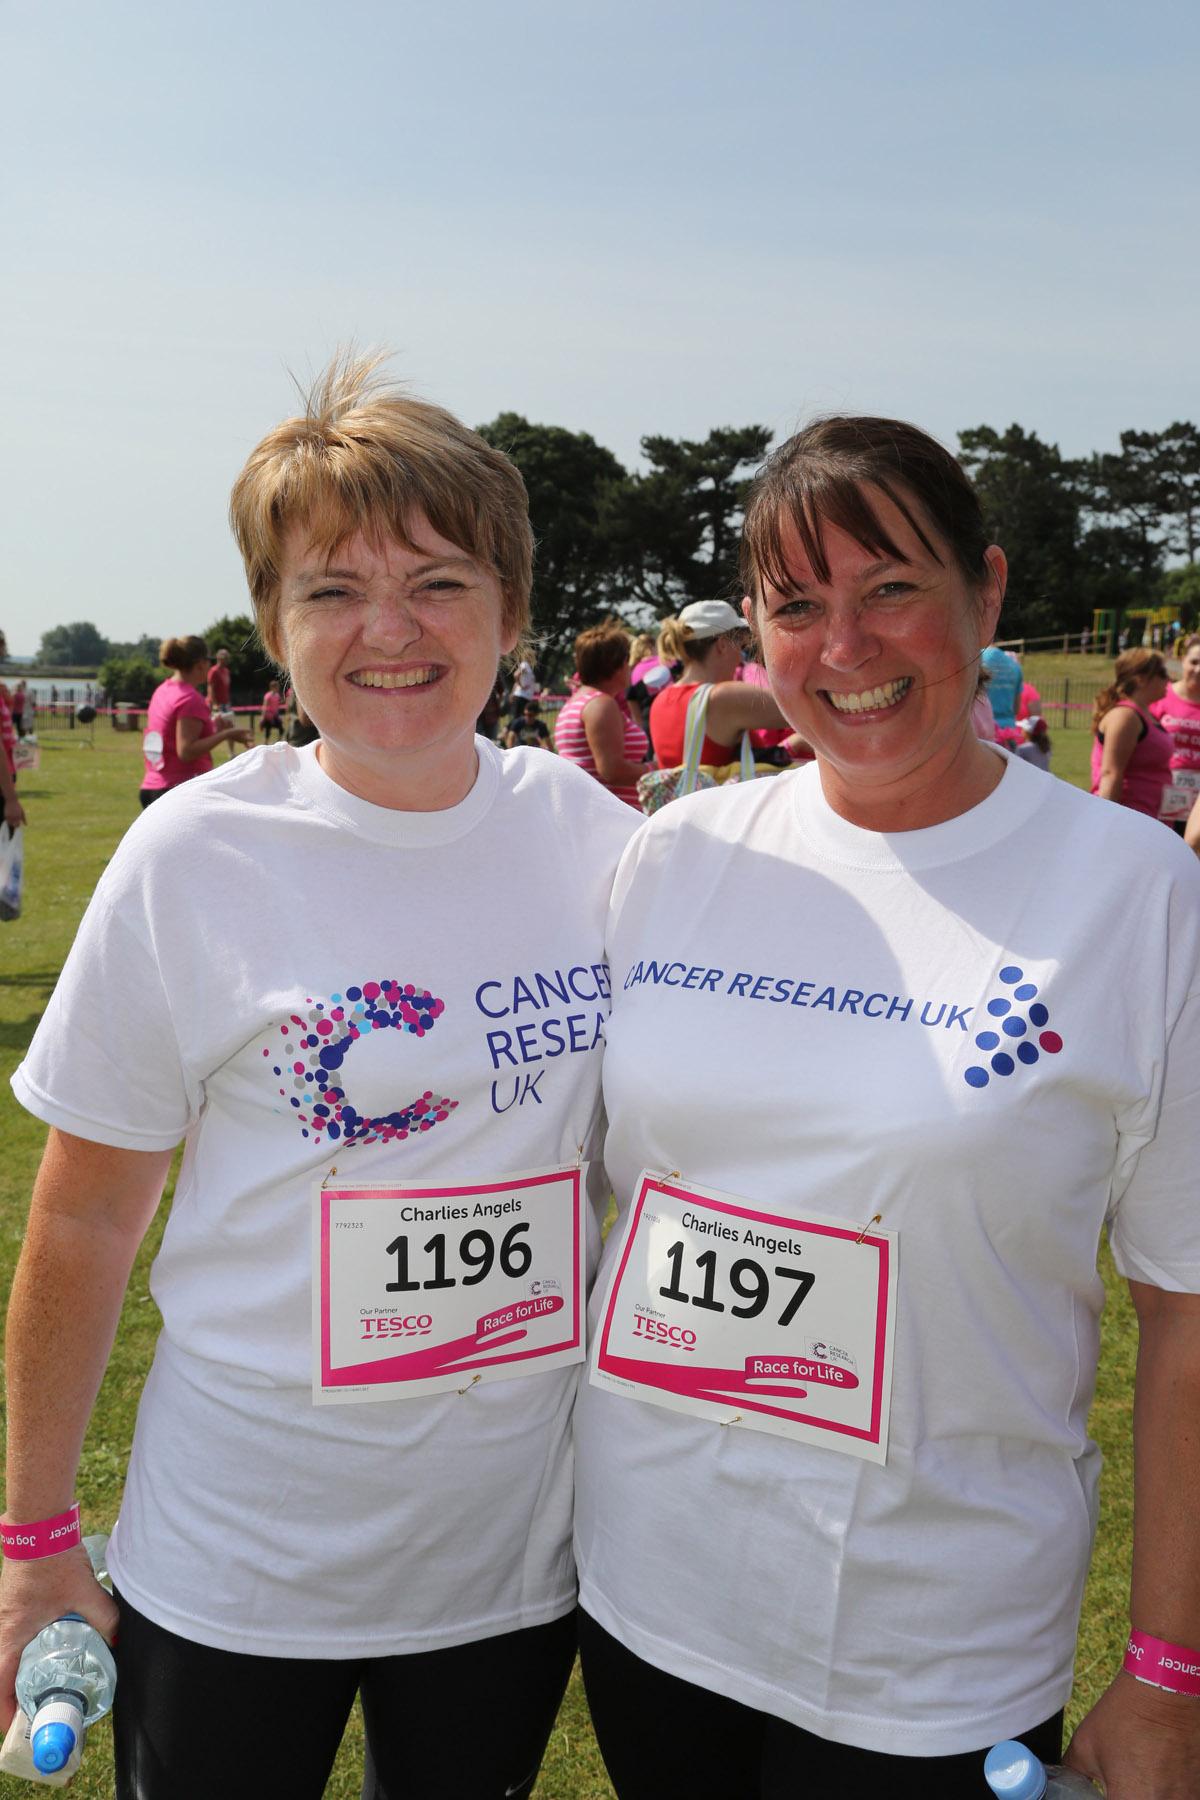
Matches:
[5,0,1198,652]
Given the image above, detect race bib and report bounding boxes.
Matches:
[312,1165,586,1404]
[1160,768,1200,821]
[590,1171,897,1464]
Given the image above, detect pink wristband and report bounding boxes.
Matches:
[0,1504,82,1561]
[1124,1630,1200,1697]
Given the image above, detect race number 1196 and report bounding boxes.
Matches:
[385,1223,532,1291]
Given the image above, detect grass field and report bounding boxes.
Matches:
[0,727,1137,1796]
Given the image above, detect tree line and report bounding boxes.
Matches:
[30,418,1200,695]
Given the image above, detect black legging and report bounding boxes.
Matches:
[578,1609,1064,1800]
[111,1586,575,1800]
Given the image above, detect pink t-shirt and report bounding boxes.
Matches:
[1150,689,1200,772]
[142,679,213,792]
[261,689,283,720]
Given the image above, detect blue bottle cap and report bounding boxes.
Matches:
[32,1718,78,1774]
[984,1740,1048,1800]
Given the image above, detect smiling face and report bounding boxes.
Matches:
[277,513,516,810]
[749,485,1007,828]
[1180,643,1200,702]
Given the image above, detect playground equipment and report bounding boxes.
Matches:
[1121,605,1181,648]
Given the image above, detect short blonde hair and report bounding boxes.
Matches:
[229,352,533,663]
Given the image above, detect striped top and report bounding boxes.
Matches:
[554,687,648,809]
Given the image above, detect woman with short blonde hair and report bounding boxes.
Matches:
[4,354,636,1799]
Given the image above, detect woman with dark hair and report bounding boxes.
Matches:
[140,636,252,806]
[575,416,1200,1796]
[505,696,550,750]
[1090,648,1172,817]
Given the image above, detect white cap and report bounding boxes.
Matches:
[677,600,747,637]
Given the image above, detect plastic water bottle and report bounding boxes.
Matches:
[984,1739,1100,1797]
[15,1607,117,1776]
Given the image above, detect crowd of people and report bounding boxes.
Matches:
[2,365,1199,1800]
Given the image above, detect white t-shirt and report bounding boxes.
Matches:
[575,753,1200,1755]
[14,739,636,1657]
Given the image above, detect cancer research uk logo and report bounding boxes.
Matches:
[260,980,457,1148]
[963,965,1065,1092]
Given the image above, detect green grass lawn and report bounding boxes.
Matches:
[0,731,1137,1795]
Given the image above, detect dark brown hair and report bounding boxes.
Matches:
[575,621,633,688]
[160,635,209,672]
[740,416,991,602]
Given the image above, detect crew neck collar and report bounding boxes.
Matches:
[290,737,501,846]
[792,748,1050,872]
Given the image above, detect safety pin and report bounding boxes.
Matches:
[855,1213,883,1244]
[664,1169,682,1184]
[457,1373,482,1396]
[321,1164,339,1188]
[720,1414,743,1428]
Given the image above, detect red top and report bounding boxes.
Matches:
[142,679,213,791]
[207,663,231,709]
[650,682,737,769]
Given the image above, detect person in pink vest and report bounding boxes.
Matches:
[1089,648,1171,818]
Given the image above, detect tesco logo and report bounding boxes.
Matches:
[360,1314,433,1339]
[632,1313,697,1352]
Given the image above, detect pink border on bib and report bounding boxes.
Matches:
[318,1168,583,1388]
[596,1174,890,1445]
